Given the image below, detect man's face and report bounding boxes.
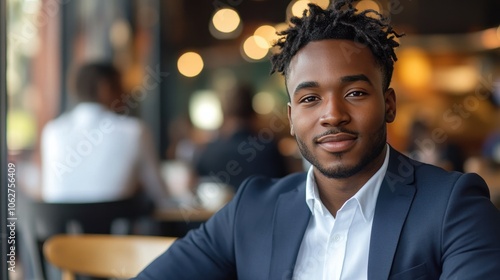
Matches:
[286,39,396,179]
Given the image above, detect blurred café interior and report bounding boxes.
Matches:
[3,0,500,278]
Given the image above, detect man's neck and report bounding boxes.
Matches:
[313,147,388,217]
[315,175,366,217]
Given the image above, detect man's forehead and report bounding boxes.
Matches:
[287,40,376,74]
[285,39,384,94]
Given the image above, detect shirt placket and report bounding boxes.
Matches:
[323,200,357,280]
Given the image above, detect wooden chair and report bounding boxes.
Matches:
[18,193,154,279]
[43,234,176,280]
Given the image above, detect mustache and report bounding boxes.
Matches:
[313,128,358,142]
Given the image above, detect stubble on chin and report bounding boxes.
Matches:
[295,124,387,179]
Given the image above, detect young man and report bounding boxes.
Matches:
[135,2,500,279]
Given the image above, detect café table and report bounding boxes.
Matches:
[154,207,216,223]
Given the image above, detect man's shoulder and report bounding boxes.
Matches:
[236,172,307,200]
[388,148,485,193]
[226,173,307,224]
[388,148,463,179]
[42,112,72,134]
[98,111,147,135]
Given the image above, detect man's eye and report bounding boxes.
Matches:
[347,91,366,97]
[300,96,319,103]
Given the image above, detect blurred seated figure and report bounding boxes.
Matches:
[194,83,288,192]
[464,102,500,208]
[482,132,500,166]
[406,119,465,172]
[465,131,500,208]
[166,115,198,163]
[40,62,168,205]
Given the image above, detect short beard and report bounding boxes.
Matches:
[296,123,387,179]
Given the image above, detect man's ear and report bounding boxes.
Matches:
[385,88,396,123]
[287,102,295,136]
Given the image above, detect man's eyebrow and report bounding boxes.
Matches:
[293,81,320,95]
[340,74,372,85]
[291,75,373,96]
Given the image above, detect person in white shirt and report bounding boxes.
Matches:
[134,1,500,279]
[41,62,168,204]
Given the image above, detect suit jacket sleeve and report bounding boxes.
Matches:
[440,173,500,279]
[132,178,255,280]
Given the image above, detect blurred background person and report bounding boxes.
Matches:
[465,105,500,208]
[406,118,465,172]
[40,62,169,206]
[166,115,198,163]
[480,130,500,208]
[194,83,288,192]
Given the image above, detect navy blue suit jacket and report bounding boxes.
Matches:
[135,148,500,279]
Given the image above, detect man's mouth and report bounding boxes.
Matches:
[315,133,357,153]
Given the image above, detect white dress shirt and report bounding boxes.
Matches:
[41,103,166,203]
[293,146,390,280]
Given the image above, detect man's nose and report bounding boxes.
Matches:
[319,97,350,127]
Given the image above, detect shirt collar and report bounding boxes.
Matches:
[304,144,390,221]
[72,102,107,114]
[70,102,108,125]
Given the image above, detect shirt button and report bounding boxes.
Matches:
[333,234,342,242]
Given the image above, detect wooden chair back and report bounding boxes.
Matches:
[18,193,154,279]
[43,234,176,280]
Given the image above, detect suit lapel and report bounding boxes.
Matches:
[368,147,417,280]
[268,181,311,280]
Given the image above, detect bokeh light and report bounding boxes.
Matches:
[254,25,277,49]
[212,8,241,33]
[396,48,432,90]
[291,0,310,17]
[7,110,36,150]
[242,36,269,61]
[109,19,131,49]
[177,52,204,77]
[355,0,381,14]
[310,0,330,9]
[189,90,223,130]
[252,91,276,115]
[481,27,500,49]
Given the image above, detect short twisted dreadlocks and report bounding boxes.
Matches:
[271,0,403,91]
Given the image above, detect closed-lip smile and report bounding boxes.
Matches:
[316,132,357,153]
